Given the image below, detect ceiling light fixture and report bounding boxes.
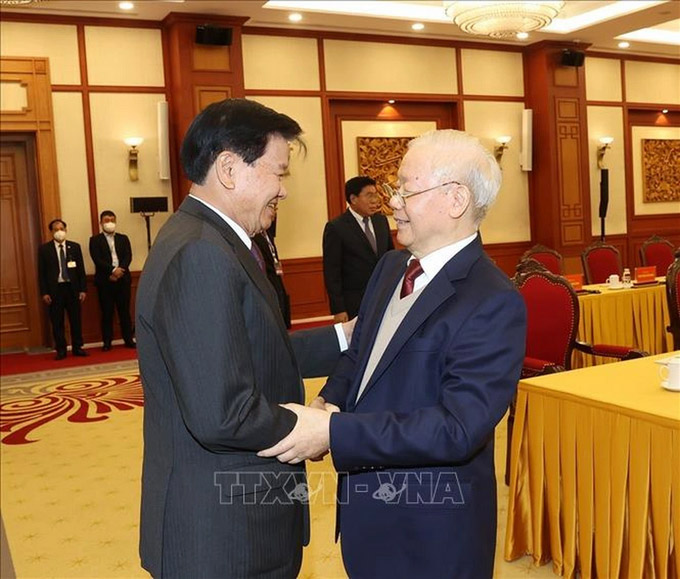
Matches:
[662,109,669,114]
[618,41,630,48]
[288,12,302,22]
[119,1,134,9]
[387,99,396,104]
[412,22,425,31]
[0,0,41,4]
[516,32,529,40]
[443,1,565,38]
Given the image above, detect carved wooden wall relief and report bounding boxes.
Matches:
[642,139,680,203]
[357,136,412,214]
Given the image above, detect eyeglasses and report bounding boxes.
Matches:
[383,180,462,209]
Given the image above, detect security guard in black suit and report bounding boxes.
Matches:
[37,219,88,360]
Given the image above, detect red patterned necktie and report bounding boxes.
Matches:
[400,259,423,298]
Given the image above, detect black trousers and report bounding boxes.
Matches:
[49,282,83,353]
[96,276,133,346]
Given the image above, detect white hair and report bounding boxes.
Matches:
[407,129,502,225]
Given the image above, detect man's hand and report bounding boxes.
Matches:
[342,317,357,346]
[79,292,86,303]
[257,403,338,464]
[111,267,125,281]
[333,311,349,323]
[42,294,52,305]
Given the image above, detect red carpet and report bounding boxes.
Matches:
[0,345,138,376]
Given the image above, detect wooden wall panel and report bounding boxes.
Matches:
[280,257,329,319]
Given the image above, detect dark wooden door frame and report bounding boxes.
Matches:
[323,98,459,219]
[0,132,48,351]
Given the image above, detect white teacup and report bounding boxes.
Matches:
[659,356,680,391]
[606,274,622,288]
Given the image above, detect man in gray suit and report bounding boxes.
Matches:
[136,99,349,578]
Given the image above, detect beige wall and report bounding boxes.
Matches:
[585,57,622,102]
[52,92,92,270]
[243,35,319,91]
[461,49,524,97]
[586,106,626,236]
[1,22,170,271]
[247,96,327,259]
[85,27,165,87]
[0,81,28,111]
[625,61,680,104]
[631,126,680,216]
[89,93,172,266]
[0,21,80,84]
[464,101,530,243]
[324,40,457,94]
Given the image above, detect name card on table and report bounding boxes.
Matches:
[635,266,657,283]
[564,273,584,290]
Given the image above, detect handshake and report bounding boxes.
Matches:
[257,397,340,464]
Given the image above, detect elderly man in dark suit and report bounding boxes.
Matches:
[38,219,88,360]
[136,98,352,578]
[323,176,394,322]
[89,210,135,350]
[261,130,527,578]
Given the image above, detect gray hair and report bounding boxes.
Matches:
[407,129,501,225]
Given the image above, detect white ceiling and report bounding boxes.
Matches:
[3,0,680,57]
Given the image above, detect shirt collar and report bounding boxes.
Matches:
[53,239,66,248]
[348,205,369,224]
[411,232,478,282]
[189,194,252,249]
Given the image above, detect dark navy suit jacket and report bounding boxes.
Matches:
[320,237,526,579]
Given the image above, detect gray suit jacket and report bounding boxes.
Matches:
[137,196,340,578]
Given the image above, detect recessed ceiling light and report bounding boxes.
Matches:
[516,32,529,40]
[388,99,395,104]
[412,23,425,31]
[288,12,302,22]
[662,109,669,113]
[119,1,134,9]
[618,41,630,48]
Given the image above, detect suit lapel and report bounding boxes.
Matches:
[354,238,484,406]
[179,197,292,343]
[346,252,408,409]
[343,211,376,257]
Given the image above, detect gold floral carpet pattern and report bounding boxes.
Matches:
[0,362,553,578]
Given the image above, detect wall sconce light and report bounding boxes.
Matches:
[494,136,512,166]
[597,136,613,170]
[124,137,144,181]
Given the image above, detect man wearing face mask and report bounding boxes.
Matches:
[89,210,135,351]
[38,219,88,360]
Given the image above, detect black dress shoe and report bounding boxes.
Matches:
[102,344,112,352]
[55,352,67,361]
[124,341,136,349]
[72,349,89,357]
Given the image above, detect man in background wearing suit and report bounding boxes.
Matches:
[136,98,352,578]
[38,219,88,360]
[253,220,291,328]
[261,130,527,578]
[323,176,394,322]
[89,210,135,351]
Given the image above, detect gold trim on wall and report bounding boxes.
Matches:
[641,138,680,203]
[357,136,411,214]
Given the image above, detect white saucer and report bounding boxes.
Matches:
[655,356,680,365]
[661,381,680,392]
[607,285,625,290]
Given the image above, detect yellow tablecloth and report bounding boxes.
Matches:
[505,353,680,579]
[574,281,672,368]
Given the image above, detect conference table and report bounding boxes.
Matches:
[505,353,680,579]
[572,280,672,368]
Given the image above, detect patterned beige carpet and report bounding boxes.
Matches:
[0,363,555,578]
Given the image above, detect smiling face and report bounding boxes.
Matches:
[390,146,471,258]
[219,134,291,237]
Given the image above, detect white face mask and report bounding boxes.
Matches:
[102,222,116,234]
[53,230,66,242]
